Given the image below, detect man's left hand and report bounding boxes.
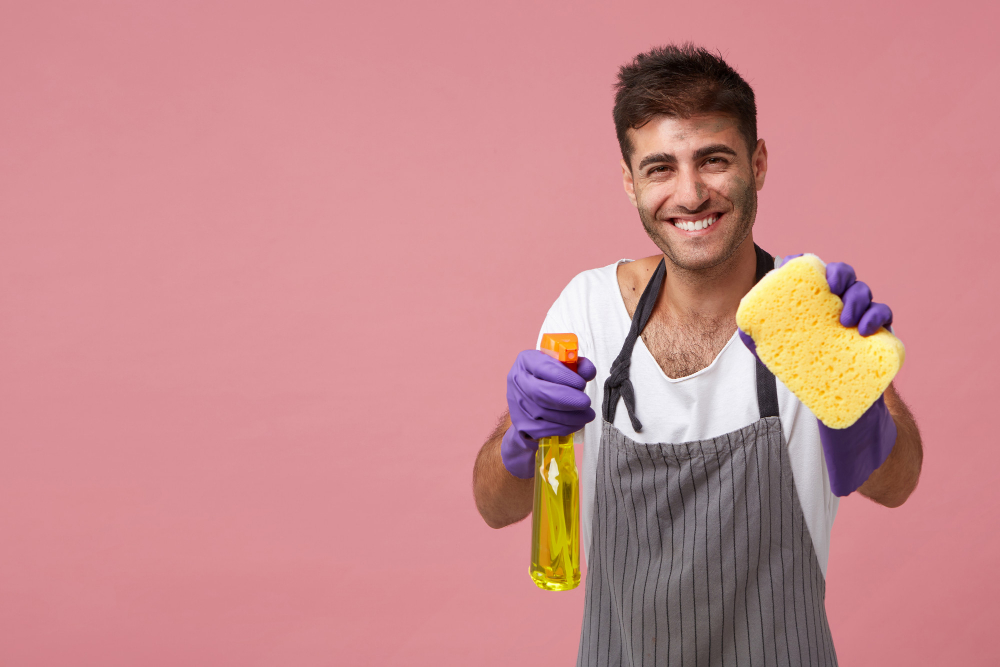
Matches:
[815,259,898,495]
[743,256,901,497]
[825,261,893,336]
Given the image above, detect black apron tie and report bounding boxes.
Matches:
[601,258,666,431]
[603,244,776,431]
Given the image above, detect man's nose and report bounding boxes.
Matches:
[673,166,709,212]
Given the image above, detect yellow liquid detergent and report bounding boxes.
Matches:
[530,433,580,591]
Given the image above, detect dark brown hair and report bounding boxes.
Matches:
[613,44,757,168]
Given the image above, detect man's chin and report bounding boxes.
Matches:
[650,236,729,272]
[669,253,728,272]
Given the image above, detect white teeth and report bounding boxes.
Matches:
[674,214,718,231]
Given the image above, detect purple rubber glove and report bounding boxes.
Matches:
[818,395,896,496]
[500,350,597,479]
[821,259,896,494]
[825,261,893,335]
[739,256,898,496]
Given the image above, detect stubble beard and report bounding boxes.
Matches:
[638,176,758,273]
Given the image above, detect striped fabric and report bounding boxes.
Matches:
[577,418,837,667]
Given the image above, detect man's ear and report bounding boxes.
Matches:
[752,139,768,191]
[622,158,638,207]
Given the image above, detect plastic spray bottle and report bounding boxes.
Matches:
[530,333,581,591]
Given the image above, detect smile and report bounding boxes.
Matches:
[671,214,720,231]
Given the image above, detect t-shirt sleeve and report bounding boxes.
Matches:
[534,272,593,357]
[536,305,574,350]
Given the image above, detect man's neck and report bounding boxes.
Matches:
[657,235,758,327]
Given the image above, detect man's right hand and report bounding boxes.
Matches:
[500,350,597,479]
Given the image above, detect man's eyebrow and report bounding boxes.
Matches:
[693,144,738,160]
[637,153,676,170]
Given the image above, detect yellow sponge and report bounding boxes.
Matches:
[736,254,905,428]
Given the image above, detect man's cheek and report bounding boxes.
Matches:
[641,186,670,217]
[728,175,756,210]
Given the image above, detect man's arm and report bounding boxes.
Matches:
[473,411,534,529]
[857,382,922,507]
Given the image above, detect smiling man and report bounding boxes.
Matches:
[473,45,922,666]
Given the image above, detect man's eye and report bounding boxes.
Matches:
[705,157,728,166]
[649,166,671,175]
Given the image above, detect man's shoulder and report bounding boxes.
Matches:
[541,261,626,346]
[546,255,649,320]
[552,259,628,307]
[615,254,663,294]
[551,255,662,306]
[566,259,624,285]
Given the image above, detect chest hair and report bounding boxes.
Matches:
[640,313,738,379]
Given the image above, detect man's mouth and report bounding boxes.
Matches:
[671,213,720,232]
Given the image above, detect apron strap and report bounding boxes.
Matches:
[603,244,779,430]
[602,258,666,431]
[753,244,780,419]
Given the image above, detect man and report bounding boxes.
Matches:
[473,45,922,666]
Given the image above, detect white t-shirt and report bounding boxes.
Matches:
[536,260,839,576]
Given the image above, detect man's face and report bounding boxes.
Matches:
[622,114,768,272]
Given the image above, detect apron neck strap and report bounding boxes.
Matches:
[753,243,774,283]
[602,258,666,431]
[752,246,780,419]
[602,244,779,430]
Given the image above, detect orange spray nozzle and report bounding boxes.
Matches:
[540,333,579,373]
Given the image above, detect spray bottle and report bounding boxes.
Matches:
[530,333,581,591]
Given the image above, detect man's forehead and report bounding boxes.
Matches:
[629,114,741,153]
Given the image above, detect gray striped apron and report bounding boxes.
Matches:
[578,246,837,667]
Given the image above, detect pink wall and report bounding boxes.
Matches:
[2,1,998,664]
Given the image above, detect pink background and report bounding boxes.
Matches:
[2,1,998,664]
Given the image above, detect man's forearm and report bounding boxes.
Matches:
[473,411,534,529]
[857,383,923,507]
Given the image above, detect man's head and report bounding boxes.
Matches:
[614,44,757,169]
[614,45,766,272]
